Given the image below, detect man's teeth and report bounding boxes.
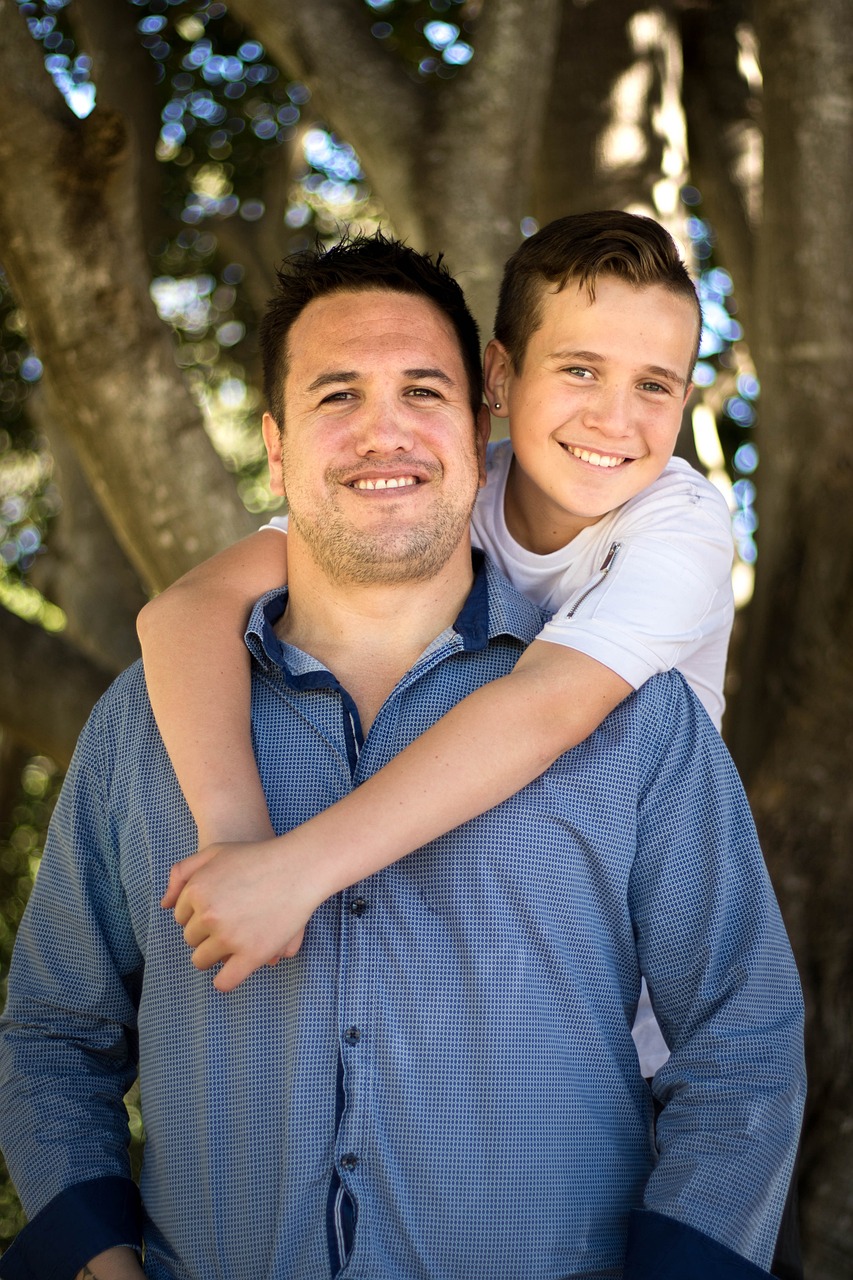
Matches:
[567,446,625,468]
[352,476,418,490]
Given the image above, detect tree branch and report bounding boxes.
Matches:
[0,607,113,766]
[225,0,425,238]
[0,3,255,593]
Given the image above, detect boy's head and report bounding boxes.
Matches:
[493,210,701,374]
[486,212,702,553]
[260,232,484,429]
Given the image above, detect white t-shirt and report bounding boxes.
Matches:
[471,438,734,729]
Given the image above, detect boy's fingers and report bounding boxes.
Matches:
[161,845,222,909]
[214,953,263,992]
[282,927,306,957]
[161,858,198,909]
[190,936,228,971]
[181,912,213,949]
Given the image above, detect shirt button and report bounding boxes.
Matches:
[350,897,368,917]
[341,1152,359,1172]
[344,1026,361,1046]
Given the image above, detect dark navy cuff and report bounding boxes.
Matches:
[0,1176,141,1280]
[624,1209,773,1279]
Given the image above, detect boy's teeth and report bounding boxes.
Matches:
[353,476,418,490]
[568,446,625,468]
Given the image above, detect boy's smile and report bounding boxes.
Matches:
[486,276,697,555]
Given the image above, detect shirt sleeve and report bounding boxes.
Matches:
[261,514,289,533]
[0,697,145,1276]
[625,674,805,1273]
[538,467,734,701]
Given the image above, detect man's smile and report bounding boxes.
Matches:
[350,474,421,491]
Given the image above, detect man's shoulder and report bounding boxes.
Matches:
[479,553,548,642]
[75,659,155,755]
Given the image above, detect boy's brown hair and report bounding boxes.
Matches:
[494,211,701,373]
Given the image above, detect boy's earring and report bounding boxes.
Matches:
[494,402,501,409]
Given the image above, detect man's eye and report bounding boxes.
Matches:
[407,386,440,398]
[320,390,354,403]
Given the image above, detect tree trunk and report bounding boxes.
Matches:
[225,0,563,335]
[730,3,853,1275]
[0,607,113,766]
[0,1,254,594]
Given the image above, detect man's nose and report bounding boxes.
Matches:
[354,402,415,455]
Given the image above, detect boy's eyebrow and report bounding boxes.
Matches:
[550,349,687,388]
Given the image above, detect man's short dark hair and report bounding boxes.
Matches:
[260,232,484,427]
[493,211,702,374]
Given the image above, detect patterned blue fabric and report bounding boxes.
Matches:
[0,557,804,1280]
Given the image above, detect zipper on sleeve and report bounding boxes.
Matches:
[563,541,623,618]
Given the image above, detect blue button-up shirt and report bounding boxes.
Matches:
[0,556,804,1280]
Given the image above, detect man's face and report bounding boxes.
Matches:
[486,276,697,553]
[263,289,489,585]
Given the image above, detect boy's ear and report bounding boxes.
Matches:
[262,412,286,497]
[483,339,512,418]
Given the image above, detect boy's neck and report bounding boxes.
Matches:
[504,457,599,555]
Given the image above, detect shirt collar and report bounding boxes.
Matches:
[245,550,545,676]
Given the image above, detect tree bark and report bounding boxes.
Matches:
[225,0,563,334]
[730,3,853,1275]
[533,0,665,222]
[0,0,254,594]
[0,608,113,766]
[680,0,758,328]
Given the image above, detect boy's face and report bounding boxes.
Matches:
[486,276,697,554]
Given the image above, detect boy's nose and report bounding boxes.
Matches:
[582,384,633,438]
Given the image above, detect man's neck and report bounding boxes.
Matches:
[276,536,476,732]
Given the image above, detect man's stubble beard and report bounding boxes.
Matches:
[282,456,480,587]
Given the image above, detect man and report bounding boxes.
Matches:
[0,236,804,1280]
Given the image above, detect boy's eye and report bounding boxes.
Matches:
[563,366,594,379]
[638,381,669,394]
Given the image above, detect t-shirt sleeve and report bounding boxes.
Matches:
[260,514,289,533]
[537,468,734,696]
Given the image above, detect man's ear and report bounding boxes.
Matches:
[483,339,512,419]
[475,403,491,488]
[262,412,286,497]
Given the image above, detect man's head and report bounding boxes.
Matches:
[259,232,484,428]
[260,235,489,587]
[486,212,702,554]
[493,210,701,373]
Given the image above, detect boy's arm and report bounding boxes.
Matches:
[137,529,288,847]
[170,640,631,989]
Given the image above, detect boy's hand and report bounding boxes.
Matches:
[167,837,320,991]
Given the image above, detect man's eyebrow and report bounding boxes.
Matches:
[305,370,358,392]
[404,367,454,385]
[305,367,455,392]
[550,349,686,387]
